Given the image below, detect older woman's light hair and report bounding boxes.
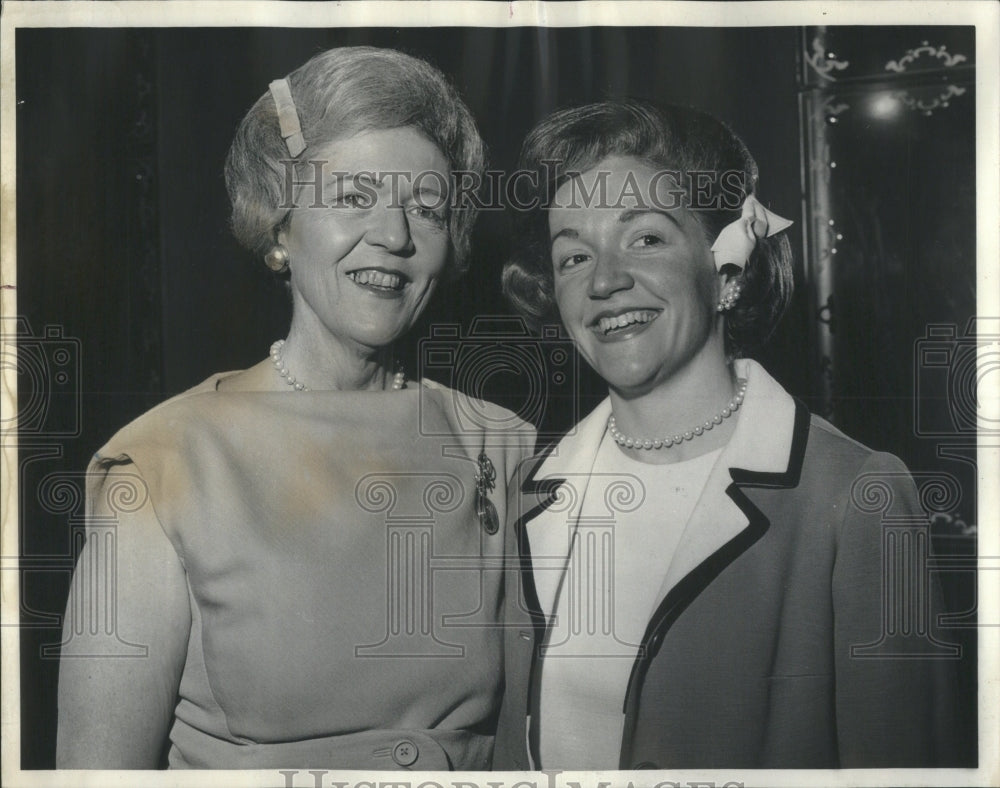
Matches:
[225,46,486,277]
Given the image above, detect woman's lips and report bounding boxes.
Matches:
[346,268,407,297]
[592,309,660,336]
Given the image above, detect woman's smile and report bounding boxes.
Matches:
[345,266,410,297]
[591,308,662,340]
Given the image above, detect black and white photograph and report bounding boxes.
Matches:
[1,2,997,787]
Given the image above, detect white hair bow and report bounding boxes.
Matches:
[710,194,793,271]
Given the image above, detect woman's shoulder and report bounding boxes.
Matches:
[92,372,236,465]
[795,410,916,521]
[417,379,537,476]
[806,412,910,474]
[418,377,537,437]
[84,375,239,560]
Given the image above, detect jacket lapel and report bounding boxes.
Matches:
[515,399,613,620]
[654,359,800,604]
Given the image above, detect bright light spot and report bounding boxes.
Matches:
[869,94,902,120]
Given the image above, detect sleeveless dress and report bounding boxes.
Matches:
[84,375,534,769]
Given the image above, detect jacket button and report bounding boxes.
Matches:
[392,739,419,767]
[633,761,658,769]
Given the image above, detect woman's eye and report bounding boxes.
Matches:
[407,204,448,227]
[632,233,663,248]
[558,253,590,270]
[333,192,373,209]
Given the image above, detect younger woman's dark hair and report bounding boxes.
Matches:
[501,99,793,356]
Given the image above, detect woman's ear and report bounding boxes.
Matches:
[264,221,292,273]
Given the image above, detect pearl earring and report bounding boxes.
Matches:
[264,245,290,273]
[717,280,742,312]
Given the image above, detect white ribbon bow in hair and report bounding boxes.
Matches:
[710,194,793,271]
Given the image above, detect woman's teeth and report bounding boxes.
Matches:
[597,310,658,335]
[348,270,403,290]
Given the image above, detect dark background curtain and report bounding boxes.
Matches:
[13,25,976,767]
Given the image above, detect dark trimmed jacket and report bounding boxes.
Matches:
[493,360,970,769]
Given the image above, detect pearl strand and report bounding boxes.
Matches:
[608,378,747,450]
[269,339,405,391]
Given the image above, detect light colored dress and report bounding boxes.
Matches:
[83,374,534,769]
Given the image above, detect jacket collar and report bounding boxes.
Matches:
[656,358,797,595]
[516,399,612,619]
[532,359,795,479]
[518,359,806,614]
[532,396,614,479]
[529,359,797,485]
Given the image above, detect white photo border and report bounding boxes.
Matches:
[1,2,997,787]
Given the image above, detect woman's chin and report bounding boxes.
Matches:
[336,324,410,352]
[367,332,409,351]
[591,361,662,395]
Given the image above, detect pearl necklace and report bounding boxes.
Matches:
[269,339,406,391]
[608,378,747,450]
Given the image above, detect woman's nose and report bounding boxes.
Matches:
[588,253,634,298]
[364,204,415,255]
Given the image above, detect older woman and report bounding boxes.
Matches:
[494,100,964,769]
[57,46,531,770]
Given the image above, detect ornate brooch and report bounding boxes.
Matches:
[474,451,499,535]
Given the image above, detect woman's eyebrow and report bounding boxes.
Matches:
[322,171,379,187]
[618,207,681,228]
[549,207,679,248]
[413,183,447,199]
[550,227,580,247]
